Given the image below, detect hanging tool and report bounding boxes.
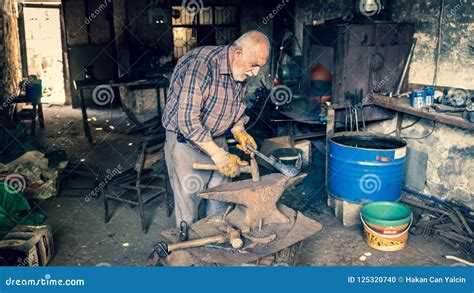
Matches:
[246,145,300,178]
[358,89,366,130]
[345,89,365,131]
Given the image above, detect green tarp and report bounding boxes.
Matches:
[0,184,45,238]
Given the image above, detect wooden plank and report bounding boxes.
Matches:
[371,94,474,130]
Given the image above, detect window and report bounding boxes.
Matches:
[171,5,240,59]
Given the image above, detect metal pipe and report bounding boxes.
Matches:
[396,38,417,95]
[432,0,445,86]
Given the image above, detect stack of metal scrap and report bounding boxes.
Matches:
[401,195,473,260]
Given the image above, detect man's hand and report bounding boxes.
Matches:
[231,125,257,156]
[193,140,248,178]
[211,148,248,178]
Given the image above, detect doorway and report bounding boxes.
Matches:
[21,3,66,104]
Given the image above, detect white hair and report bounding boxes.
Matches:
[232,31,270,52]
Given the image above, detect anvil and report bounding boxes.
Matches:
[198,173,307,229]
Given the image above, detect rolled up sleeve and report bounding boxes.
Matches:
[177,60,212,142]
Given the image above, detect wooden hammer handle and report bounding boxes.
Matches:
[250,157,260,182]
[192,163,251,173]
[192,163,219,171]
[167,234,228,251]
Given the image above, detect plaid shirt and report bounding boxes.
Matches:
[162,45,248,142]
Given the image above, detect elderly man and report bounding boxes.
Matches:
[162,31,270,226]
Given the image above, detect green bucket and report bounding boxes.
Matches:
[361,201,412,227]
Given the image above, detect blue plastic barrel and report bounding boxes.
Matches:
[328,132,407,203]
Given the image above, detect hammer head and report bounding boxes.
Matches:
[152,241,169,258]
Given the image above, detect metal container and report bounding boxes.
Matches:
[271,148,303,166]
[328,132,407,203]
[410,89,425,109]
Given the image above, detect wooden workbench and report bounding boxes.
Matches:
[73,78,169,143]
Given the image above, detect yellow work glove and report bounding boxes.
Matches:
[211,147,248,178]
[193,140,249,178]
[231,126,257,156]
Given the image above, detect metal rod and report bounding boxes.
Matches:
[396,38,417,95]
[432,0,445,86]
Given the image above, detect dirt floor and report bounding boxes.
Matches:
[32,105,460,266]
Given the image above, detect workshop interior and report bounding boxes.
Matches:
[0,0,473,268]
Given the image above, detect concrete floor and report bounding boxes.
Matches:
[33,105,458,266]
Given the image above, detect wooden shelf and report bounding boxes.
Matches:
[370,94,474,131]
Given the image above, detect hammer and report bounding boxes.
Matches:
[150,226,243,259]
[192,157,260,182]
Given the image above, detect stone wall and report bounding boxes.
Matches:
[367,117,473,210]
[392,0,473,88]
[0,0,22,104]
[369,0,473,208]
